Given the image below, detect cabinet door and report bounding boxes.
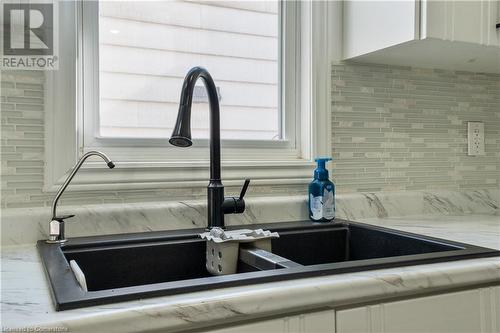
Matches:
[337,287,500,333]
[423,0,499,46]
[343,0,418,59]
[491,0,500,46]
[205,309,336,333]
[451,1,484,44]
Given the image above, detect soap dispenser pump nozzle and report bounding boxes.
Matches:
[314,157,332,180]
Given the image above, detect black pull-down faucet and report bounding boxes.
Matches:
[169,67,250,229]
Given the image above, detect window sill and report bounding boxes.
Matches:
[44,158,315,192]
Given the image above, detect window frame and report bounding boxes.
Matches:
[44,0,333,192]
[81,1,298,158]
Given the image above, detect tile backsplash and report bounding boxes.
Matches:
[1,64,499,208]
[1,71,45,208]
[331,63,500,193]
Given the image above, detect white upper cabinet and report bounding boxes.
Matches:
[422,0,499,46]
[489,0,500,45]
[343,1,420,58]
[343,0,500,73]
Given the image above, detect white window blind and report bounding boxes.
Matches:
[97,1,281,141]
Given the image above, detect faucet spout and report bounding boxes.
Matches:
[47,151,115,244]
[170,67,221,180]
[170,67,224,229]
[51,151,114,220]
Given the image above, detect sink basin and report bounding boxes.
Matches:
[271,224,456,265]
[38,220,500,310]
[64,238,261,292]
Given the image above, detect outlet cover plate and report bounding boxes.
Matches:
[467,121,485,156]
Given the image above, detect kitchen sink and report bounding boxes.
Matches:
[38,220,500,311]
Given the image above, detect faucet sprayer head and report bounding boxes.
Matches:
[169,102,193,148]
[169,136,192,147]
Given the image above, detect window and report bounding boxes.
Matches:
[81,0,298,155]
[96,1,282,141]
[45,0,332,190]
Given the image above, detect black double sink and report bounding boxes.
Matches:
[37,220,500,311]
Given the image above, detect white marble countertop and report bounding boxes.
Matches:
[1,214,499,332]
[358,214,500,250]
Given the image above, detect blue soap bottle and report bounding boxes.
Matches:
[309,157,335,222]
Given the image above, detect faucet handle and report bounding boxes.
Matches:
[222,179,251,215]
[53,214,75,221]
[239,179,250,200]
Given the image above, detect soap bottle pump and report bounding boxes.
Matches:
[309,157,335,222]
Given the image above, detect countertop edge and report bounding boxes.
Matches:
[33,257,500,333]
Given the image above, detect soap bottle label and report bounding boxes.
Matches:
[309,185,335,221]
[310,194,323,220]
[322,186,335,220]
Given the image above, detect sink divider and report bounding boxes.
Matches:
[239,245,303,271]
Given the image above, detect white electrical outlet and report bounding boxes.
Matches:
[467,121,485,156]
